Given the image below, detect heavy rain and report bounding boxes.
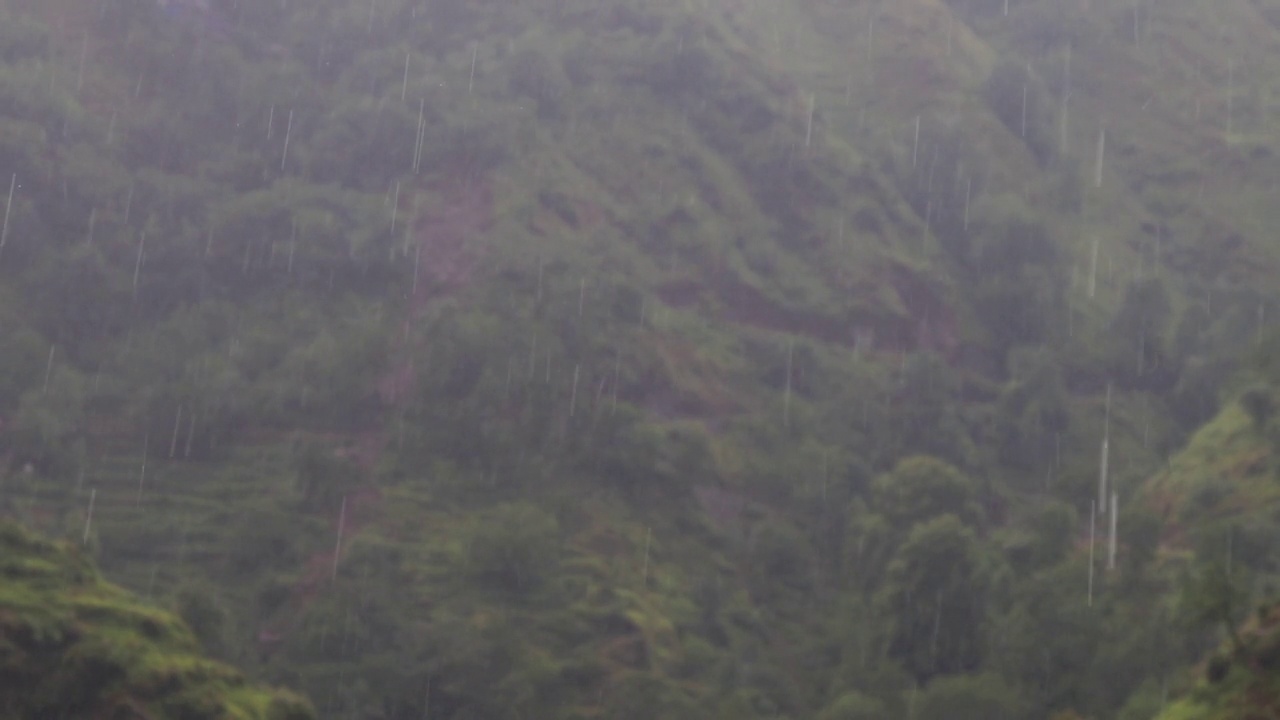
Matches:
[1,0,1280,718]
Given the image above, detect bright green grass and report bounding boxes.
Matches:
[0,522,315,719]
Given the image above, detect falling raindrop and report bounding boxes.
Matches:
[169,407,183,459]
[136,433,149,504]
[132,232,146,298]
[1094,125,1106,187]
[1,174,16,257]
[805,94,815,148]
[1099,383,1112,515]
[83,488,97,546]
[912,115,921,168]
[1088,235,1100,299]
[1087,499,1096,605]
[333,496,347,582]
[569,364,581,418]
[280,109,294,171]
[469,43,478,95]
[401,51,411,103]
[1108,492,1119,571]
[42,345,55,394]
[784,341,794,428]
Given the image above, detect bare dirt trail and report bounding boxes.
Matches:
[269,175,494,645]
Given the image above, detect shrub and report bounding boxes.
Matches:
[1240,385,1275,430]
[465,502,561,595]
[817,691,887,720]
[1206,653,1231,684]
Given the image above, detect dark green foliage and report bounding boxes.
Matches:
[872,457,983,531]
[1240,385,1275,430]
[983,60,1055,165]
[1179,560,1253,658]
[884,354,976,466]
[0,523,315,718]
[876,515,989,681]
[995,347,1070,475]
[1004,500,1077,572]
[603,672,702,720]
[464,503,561,595]
[1108,277,1174,387]
[963,194,1066,366]
[748,519,813,594]
[2,0,1280,718]
[0,317,45,412]
[1206,653,1231,683]
[175,583,229,656]
[292,442,362,512]
[915,673,1026,720]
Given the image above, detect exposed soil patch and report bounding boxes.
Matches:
[659,260,960,361]
[279,174,494,642]
[721,278,848,342]
[408,177,493,314]
[884,264,960,360]
[635,334,741,422]
[263,484,383,648]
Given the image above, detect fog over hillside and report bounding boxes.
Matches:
[3,0,1280,718]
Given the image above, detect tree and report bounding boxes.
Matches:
[465,503,561,596]
[872,457,983,532]
[915,673,1025,720]
[0,322,45,412]
[990,559,1103,712]
[1179,559,1252,658]
[963,194,1065,365]
[1004,500,1077,573]
[843,501,897,595]
[995,347,1070,474]
[888,355,975,466]
[1108,277,1173,387]
[603,672,701,720]
[9,366,88,474]
[1239,385,1275,431]
[748,519,814,595]
[875,515,989,680]
[175,584,229,658]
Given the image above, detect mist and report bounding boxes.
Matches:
[1,0,1279,718]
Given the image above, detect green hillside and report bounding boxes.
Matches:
[1132,335,1280,720]
[1152,601,1280,720]
[2,0,1280,717]
[0,521,314,718]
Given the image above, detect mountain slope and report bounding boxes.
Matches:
[3,0,1280,718]
[1154,602,1280,720]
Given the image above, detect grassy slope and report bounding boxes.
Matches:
[0,521,315,719]
[1155,603,1280,720]
[1144,400,1279,535]
[1137,360,1280,716]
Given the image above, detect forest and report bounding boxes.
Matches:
[2,0,1280,717]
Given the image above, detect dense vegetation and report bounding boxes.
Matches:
[2,0,1280,717]
[0,522,314,718]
